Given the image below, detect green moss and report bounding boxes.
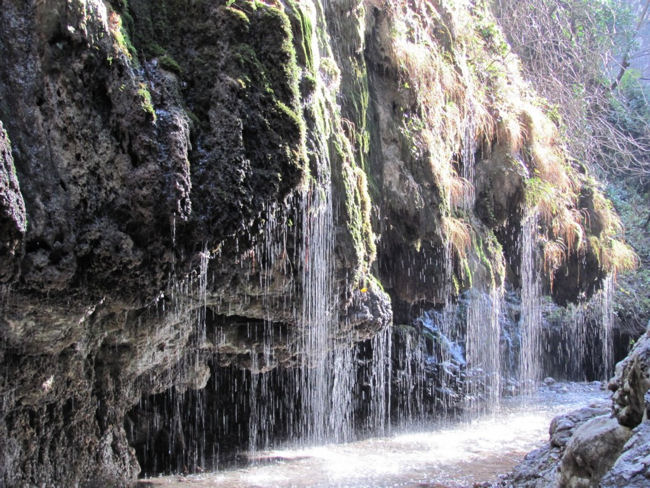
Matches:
[452,275,461,296]
[147,42,167,57]
[113,17,138,59]
[186,108,200,128]
[137,83,156,122]
[300,72,317,98]
[255,3,300,105]
[474,234,493,284]
[367,274,385,293]
[274,100,305,140]
[462,258,473,288]
[232,43,268,89]
[334,130,376,285]
[525,177,556,211]
[285,0,314,73]
[159,54,182,74]
[223,5,251,26]
[471,230,505,289]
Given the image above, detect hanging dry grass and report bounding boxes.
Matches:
[442,216,472,260]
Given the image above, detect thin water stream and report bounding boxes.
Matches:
[139,382,607,488]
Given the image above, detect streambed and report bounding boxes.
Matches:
[139,382,608,488]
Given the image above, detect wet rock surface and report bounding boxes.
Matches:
[503,399,610,487]
[0,121,26,283]
[600,421,650,488]
[609,326,650,427]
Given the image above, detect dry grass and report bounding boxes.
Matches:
[496,110,524,153]
[442,216,472,260]
[590,236,639,278]
[543,239,566,277]
[520,104,576,195]
[371,0,637,282]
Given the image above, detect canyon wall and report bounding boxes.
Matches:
[0,0,633,485]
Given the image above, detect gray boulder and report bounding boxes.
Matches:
[557,415,632,487]
[600,421,650,488]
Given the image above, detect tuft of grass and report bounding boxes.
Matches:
[597,239,639,278]
[108,11,137,59]
[442,216,471,260]
[543,239,566,281]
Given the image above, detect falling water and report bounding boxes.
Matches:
[392,326,426,424]
[141,383,609,488]
[600,275,614,379]
[565,303,590,378]
[127,1,618,475]
[298,184,337,441]
[464,286,503,411]
[391,308,467,423]
[197,248,210,345]
[296,181,366,444]
[519,214,542,390]
[246,181,362,450]
[365,326,392,436]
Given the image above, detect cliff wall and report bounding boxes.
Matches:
[0,0,633,485]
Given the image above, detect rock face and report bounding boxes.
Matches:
[0,0,632,485]
[600,421,650,488]
[609,326,650,427]
[507,325,650,488]
[0,122,26,283]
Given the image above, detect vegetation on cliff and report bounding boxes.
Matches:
[495,0,649,332]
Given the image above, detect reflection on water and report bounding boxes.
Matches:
[140,383,607,488]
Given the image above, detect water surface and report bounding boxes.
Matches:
[140,382,607,488]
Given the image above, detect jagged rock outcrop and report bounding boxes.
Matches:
[0,122,26,283]
[600,421,650,488]
[558,415,632,487]
[610,326,650,427]
[0,0,634,485]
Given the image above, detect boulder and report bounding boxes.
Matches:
[600,421,650,488]
[505,401,609,487]
[557,415,632,487]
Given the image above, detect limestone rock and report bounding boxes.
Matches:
[0,122,26,283]
[600,421,650,488]
[609,326,650,428]
[557,415,632,487]
[0,0,629,485]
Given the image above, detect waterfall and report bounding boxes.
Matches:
[366,326,392,436]
[546,275,615,382]
[600,275,614,379]
[246,182,360,449]
[298,183,338,441]
[519,213,542,390]
[464,286,503,410]
[392,326,426,424]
